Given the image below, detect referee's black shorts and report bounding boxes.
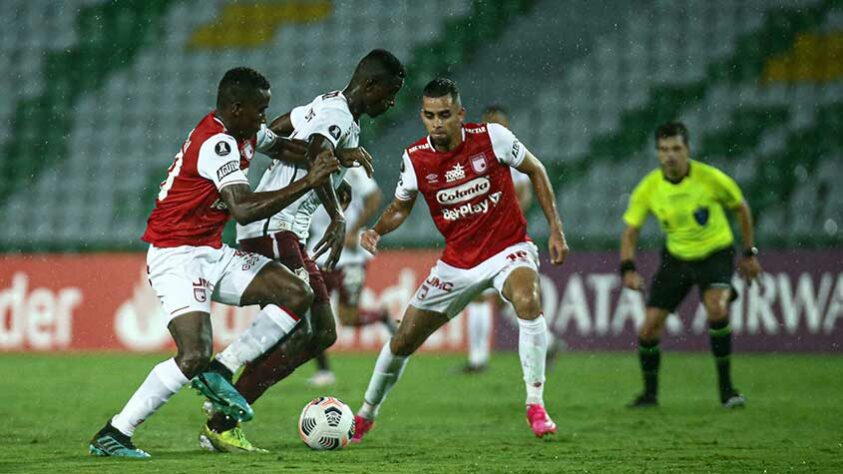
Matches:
[646,246,737,312]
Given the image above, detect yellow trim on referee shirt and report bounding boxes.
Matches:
[623,160,744,260]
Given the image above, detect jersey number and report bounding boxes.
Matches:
[158,139,190,201]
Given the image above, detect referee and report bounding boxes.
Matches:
[620,121,762,408]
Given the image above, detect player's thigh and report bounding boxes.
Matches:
[408,262,490,320]
[646,251,694,314]
[146,245,215,323]
[696,247,736,321]
[238,261,313,308]
[309,301,337,345]
[490,242,542,319]
[390,305,450,356]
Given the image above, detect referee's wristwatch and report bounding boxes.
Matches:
[742,246,758,258]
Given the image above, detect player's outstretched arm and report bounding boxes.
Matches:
[516,151,568,265]
[220,151,339,225]
[620,225,645,291]
[361,195,415,255]
[734,200,762,284]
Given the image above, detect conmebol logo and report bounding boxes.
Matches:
[436,177,491,205]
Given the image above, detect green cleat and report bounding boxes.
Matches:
[191,372,254,422]
[198,423,268,453]
[89,422,151,459]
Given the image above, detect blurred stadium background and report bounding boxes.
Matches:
[0,1,842,471]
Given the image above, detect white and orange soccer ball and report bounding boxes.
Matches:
[298,396,355,450]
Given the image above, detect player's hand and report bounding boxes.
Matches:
[361,228,380,255]
[336,147,374,178]
[306,150,340,188]
[548,229,568,265]
[312,217,346,270]
[623,271,645,291]
[738,256,762,285]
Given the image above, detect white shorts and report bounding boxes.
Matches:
[146,244,272,322]
[409,241,540,318]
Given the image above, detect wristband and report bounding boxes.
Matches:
[620,260,636,276]
[743,246,758,258]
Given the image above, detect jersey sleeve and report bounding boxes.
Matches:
[487,123,528,167]
[255,124,278,153]
[294,101,353,149]
[622,175,652,228]
[709,166,744,208]
[197,134,249,190]
[395,151,418,201]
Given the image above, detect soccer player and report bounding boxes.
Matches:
[461,105,562,373]
[197,49,405,452]
[621,121,763,408]
[351,78,569,442]
[306,165,395,387]
[88,67,340,458]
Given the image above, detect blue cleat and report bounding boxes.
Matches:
[89,422,150,458]
[191,372,254,422]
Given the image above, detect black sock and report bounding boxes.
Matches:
[709,319,733,396]
[315,352,330,371]
[638,338,660,398]
[208,358,234,382]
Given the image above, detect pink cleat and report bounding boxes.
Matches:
[351,415,374,444]
[526,404,557,438]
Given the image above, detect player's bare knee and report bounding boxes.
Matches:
[705,303,729,322]
[175,345,212,378]
[510,291,541,320]
[390,335,416,357]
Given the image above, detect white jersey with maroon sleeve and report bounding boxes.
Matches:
[142,112,277,248]
[237,91,358,243]
[395,122,530,269]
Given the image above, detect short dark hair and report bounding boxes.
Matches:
[352,49,406,83]
[482,105,508,117]
[423,78,460,104]
[655,121,690,147]
[217,67,270,108]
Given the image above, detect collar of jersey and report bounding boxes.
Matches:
[425,127,466,154]
[662,159,694,184]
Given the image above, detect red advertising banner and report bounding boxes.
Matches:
[1,249,841,352]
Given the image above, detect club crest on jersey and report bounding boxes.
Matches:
[215,141,231,156]
[694,207,710,226]
[470,153,487,173]
[445,163,466,183]
[329,125,342,140]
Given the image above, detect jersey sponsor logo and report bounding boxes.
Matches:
[329,125,342,140]
[693,207,710,226]
[441,191,502,221]
[464,125,486,134]
[505,250,529,263]
[445,163,466,183]
[470,153,487,173]
[425,173,439,184]
[436,176,490,205]
[215,141,232,156]
[216,160,241,182]
[424,275,453,292]
[407,143,431,154]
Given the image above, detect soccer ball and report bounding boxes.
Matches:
[298,396,355,450]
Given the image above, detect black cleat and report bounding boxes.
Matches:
[627,393,658,408]
[89,422,150,458]
[459,363,488,374]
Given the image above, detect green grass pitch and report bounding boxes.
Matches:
[0,352,840,473]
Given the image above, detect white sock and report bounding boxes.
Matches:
[359,341,408,420]
[111,358,189,437]
[467,301,492,367]
[518,315,548,406]
[215,305,301,373]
